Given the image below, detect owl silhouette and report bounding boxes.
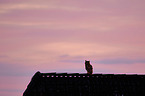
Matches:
[85,60,93,75]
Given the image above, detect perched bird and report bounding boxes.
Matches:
[85,60,93,75]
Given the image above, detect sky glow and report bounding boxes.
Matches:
[0,0,145,96]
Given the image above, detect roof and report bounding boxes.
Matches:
[23,71,145,96]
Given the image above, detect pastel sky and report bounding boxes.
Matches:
[1,0,145,96]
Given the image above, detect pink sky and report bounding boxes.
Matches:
[1,0,145,96]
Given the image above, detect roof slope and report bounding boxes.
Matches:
[23,71,145,96]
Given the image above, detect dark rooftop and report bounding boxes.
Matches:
[23,71,145,96]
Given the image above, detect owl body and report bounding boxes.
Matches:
[85,60,93,75]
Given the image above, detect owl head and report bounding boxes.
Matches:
[85,60,90,64]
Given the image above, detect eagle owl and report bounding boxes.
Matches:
[85,60,93,75]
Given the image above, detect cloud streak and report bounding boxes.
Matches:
[93,59,145,64]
